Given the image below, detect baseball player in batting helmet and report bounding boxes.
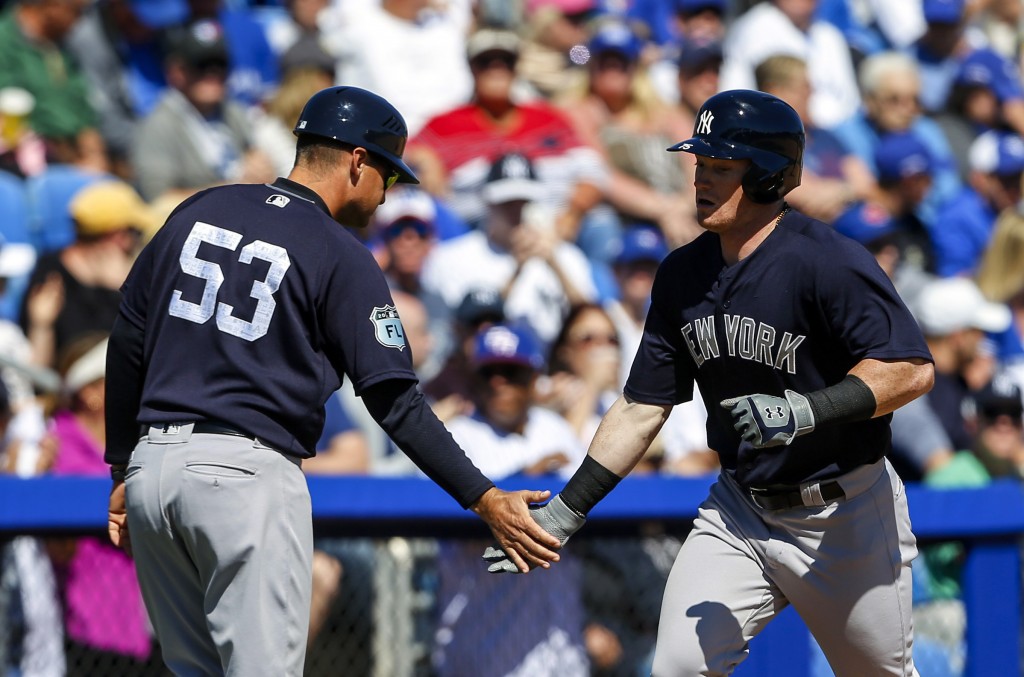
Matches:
[105,85,562,676]
[484,89,934,676]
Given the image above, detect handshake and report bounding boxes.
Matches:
[481,495,586,574]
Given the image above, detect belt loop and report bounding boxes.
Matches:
[800,483,825,507]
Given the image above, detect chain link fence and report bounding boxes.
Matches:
[0,530,978,677]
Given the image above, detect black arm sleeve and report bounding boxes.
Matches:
[806,374,877,427]
[104,314,146,466]
[362,379,495,509]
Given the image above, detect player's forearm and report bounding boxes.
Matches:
[586,395,673,476]
[104,314,146,466]
[848,357,934,417]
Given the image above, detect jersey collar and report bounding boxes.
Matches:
[270,178,331,216]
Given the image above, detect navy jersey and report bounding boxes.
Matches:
[625,210,932,487]
[119,178,417,458]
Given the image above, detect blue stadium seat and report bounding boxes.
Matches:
[0,171,32,244]
[25,165,110,253]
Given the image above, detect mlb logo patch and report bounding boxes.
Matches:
[370,305,406,350]
[266,194,290,208]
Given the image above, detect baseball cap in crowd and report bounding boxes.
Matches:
[975,375,1024,421]
[473,323,545,372]
[677,37,723,73]
[874,132,933,182]
[130,0,189,29]
[914,277,1011,336]
[165,19,229,69]
[587,21,644,63]
[922,0,964,24]
[0,238,36,279]
[968,130,1024,177]
[675,0,727,15]
[613,226,669,266]
[482,153,545,205]
[456,288,506,327]
[526,0,598,15]
[466,29,521,62]
[70,181,161,239]
[955,48,1024,103]
[832,202,898,247]
[374,188,437,241]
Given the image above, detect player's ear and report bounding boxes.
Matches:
[350,146,370,184]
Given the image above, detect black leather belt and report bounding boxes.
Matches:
[141,421,254,440]
[749,481,845,511]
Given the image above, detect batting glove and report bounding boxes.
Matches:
[482,495,586,574]
[720,390,815,448]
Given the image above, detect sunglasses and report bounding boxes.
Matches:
[569,333,620,347]
[384,168,400,191]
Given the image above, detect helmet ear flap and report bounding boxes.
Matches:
[741,165,785,204]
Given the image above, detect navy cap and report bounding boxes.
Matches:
[832,202,897,246]
[969,130,1024,176]
[166,19,229,68]
[473,323,545,372]
[677,37,723,72]
[874,132,933,182]
[955,48,1024,103]
[456,289,505,326]
[674,0,726,14]
[482,153,544,204]
[975,375,1023,420]
[614,226,669,265]
[922,0,964,24]
[587,22,643,62]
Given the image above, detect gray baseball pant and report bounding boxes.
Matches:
[125,423,313,677]
[652,458,920,677]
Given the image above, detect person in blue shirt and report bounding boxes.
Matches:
[932,130,1024,277]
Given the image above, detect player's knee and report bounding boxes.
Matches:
[651,639,739,677]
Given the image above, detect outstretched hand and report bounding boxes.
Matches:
[481,494,586,574]
[471,487,562,573]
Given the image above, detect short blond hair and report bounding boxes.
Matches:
[754,54,807,92]
[977,207,1024,302]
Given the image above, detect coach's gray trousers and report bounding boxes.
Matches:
[125,423,313,677]
[652,458,920,677]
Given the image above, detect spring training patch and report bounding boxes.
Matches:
[370,305,406,350]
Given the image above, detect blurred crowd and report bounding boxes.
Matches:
[1,0,1024,675]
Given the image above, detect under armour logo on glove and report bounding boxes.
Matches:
[720,390,816,448]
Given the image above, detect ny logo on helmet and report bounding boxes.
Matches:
[697,109,714,135]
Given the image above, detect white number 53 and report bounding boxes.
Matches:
[168,221,291,342]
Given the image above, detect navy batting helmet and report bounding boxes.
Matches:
[669,89,804,203]
[294,86,419,184]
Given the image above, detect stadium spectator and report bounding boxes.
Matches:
[556,20,700,251]
[832,50,961,223]
[871,130,940,274]
[913,277,1012,452]
[420,153,598,345]
[968,0,1023,61]
[423,287,506,406]
[433,322,588,677]
[131,18,275,203]
[976,206,1024,395]
[934,47,1024,180]
[970,375,1024,477]
[932,130,1024,277]
[321,0,473,137]
[263,0,329,56]
[517,0,604,99]
[755,53,876,223]
[671,35,723,124]
[251,39,336,177]
[49,334,158,673]
[186,0,279,107]
[19,181,157,369]
[0,0,107,172]
[719,0,861,128]
[409,28,608,242]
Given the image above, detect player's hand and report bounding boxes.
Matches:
[481,494,585,574]
[108,479,132,557]
[720,390,815,448]
[471,487,562,573]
